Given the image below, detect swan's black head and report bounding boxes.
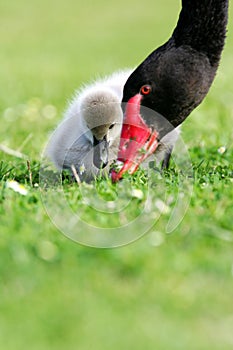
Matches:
[122,43,216,139]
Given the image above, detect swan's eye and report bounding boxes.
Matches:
[140,85,152,95]
[109,123,115,130]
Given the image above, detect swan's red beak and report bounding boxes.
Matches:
[111,94,159,182]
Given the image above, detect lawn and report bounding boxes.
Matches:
[0,0,233,349]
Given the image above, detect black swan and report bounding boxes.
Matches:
[112,0,229,181]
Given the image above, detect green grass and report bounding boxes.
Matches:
[1,0,233,349]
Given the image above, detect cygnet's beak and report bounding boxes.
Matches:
[93,135,109,169]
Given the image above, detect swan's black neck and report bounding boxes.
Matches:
[172,0,228,66]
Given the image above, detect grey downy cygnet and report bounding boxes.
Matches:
[46,69,132,181]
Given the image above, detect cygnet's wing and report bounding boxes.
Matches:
[45,113,91,170]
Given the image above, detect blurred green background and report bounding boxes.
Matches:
[0,0,233,349]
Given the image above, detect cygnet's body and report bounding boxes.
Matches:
[46,70,132,181]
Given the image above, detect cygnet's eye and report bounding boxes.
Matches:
[140,85,152,96]
[109,123,115,130]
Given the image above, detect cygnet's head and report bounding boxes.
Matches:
[80,89,123,169]
[81,89,123,141]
